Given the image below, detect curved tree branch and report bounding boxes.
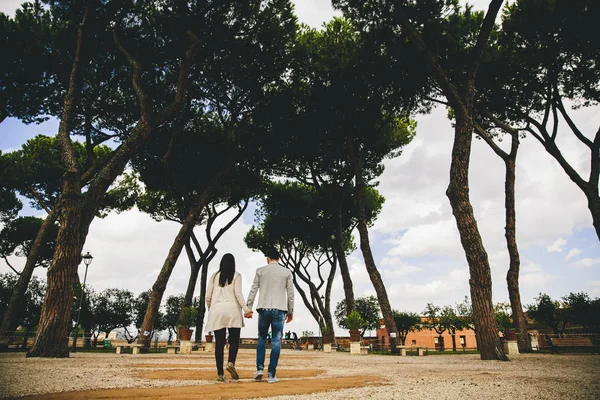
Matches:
[467,0,504,83]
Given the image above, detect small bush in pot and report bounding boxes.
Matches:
[177,306,198,341]
[346,310,364,342]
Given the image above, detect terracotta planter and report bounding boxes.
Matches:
[349,329,361,342]
[505,331,517,341]
[205,334,213,343]
[322,335,332,344]
[179,328,193,341]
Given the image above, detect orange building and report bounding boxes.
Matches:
[375,322,478,350]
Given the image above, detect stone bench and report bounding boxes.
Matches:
[167,345,180,354]
[350,342,369,355]
[397,346,407,356]
[550,337,598,354]
[115,343,145,354]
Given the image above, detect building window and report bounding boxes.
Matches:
[411,340,416,345]
[460,336,466,346]
[434,337,439,344]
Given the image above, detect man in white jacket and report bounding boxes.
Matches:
[246,248,294,384]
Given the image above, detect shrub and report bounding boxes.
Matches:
[177,306,198,329]
[346,310,365,331]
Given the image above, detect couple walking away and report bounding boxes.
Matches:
[205,248,294,383]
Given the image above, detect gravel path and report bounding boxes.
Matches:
[1,350,599,399]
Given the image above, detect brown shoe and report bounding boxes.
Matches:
[226,362,239,380]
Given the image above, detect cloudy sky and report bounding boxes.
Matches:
[1,0,599,339]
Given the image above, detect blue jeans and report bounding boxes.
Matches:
[256,309,285,376]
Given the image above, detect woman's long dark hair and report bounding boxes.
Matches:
[218,253,236,287]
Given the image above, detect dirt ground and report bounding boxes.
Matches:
[1,349,599,399]
[13,376,382,400]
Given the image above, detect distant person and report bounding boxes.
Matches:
[285,331,291,340]
[205,253,252,382]
[292,331,298,340]
[246,248,294,384]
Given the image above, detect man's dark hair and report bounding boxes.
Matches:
[265,248,280,260]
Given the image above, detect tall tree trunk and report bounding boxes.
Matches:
[83,327,92,348]
[532,99,600,241]
[333,206,355,314]
[27,177,85,357]
[447,113,507,361]
[139,207,203,347]
[195,255,210,342]
[349,139,398,351]
[585,131,600,240]
[323,311,336,344]
[477,120,531,353]
[183,241,200,307]
[27,5,90,357]
[504,145,531,352]
[451,331,457,351]
[324,314,335,343]
[588,194,600,240]
[192,243,217,343]
[0,206,59,347]
[138,176,222,347]
[282,254,325,329]
[323,249,337,344]
[585,135,600,239]
[28,28,198,357]
[184,202,246,342]
[399,332,407,346]
[280,245,336,344]
[395,0,506,361]
[306,269,332,342]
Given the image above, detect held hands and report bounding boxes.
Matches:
[242,311,290,321]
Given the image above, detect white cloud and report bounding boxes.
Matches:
[516,260,557,289]
[521,261,544,274]
[586,281,600,297]
[380,257,422,278]
[570,258,600,268]
[565,248,582,260]
[386,219,463,259]
[291,0,500,31]
[547,238,567,253]
[520,271,557,288]
[292,0,341,28]
[385,268,471,311]
[0,1,23,17]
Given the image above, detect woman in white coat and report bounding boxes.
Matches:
[205,253,252,382]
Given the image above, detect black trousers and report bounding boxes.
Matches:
[214,327,241,375]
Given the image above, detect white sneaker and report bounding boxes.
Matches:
[268,374,278,384]
[254,370,264,381]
